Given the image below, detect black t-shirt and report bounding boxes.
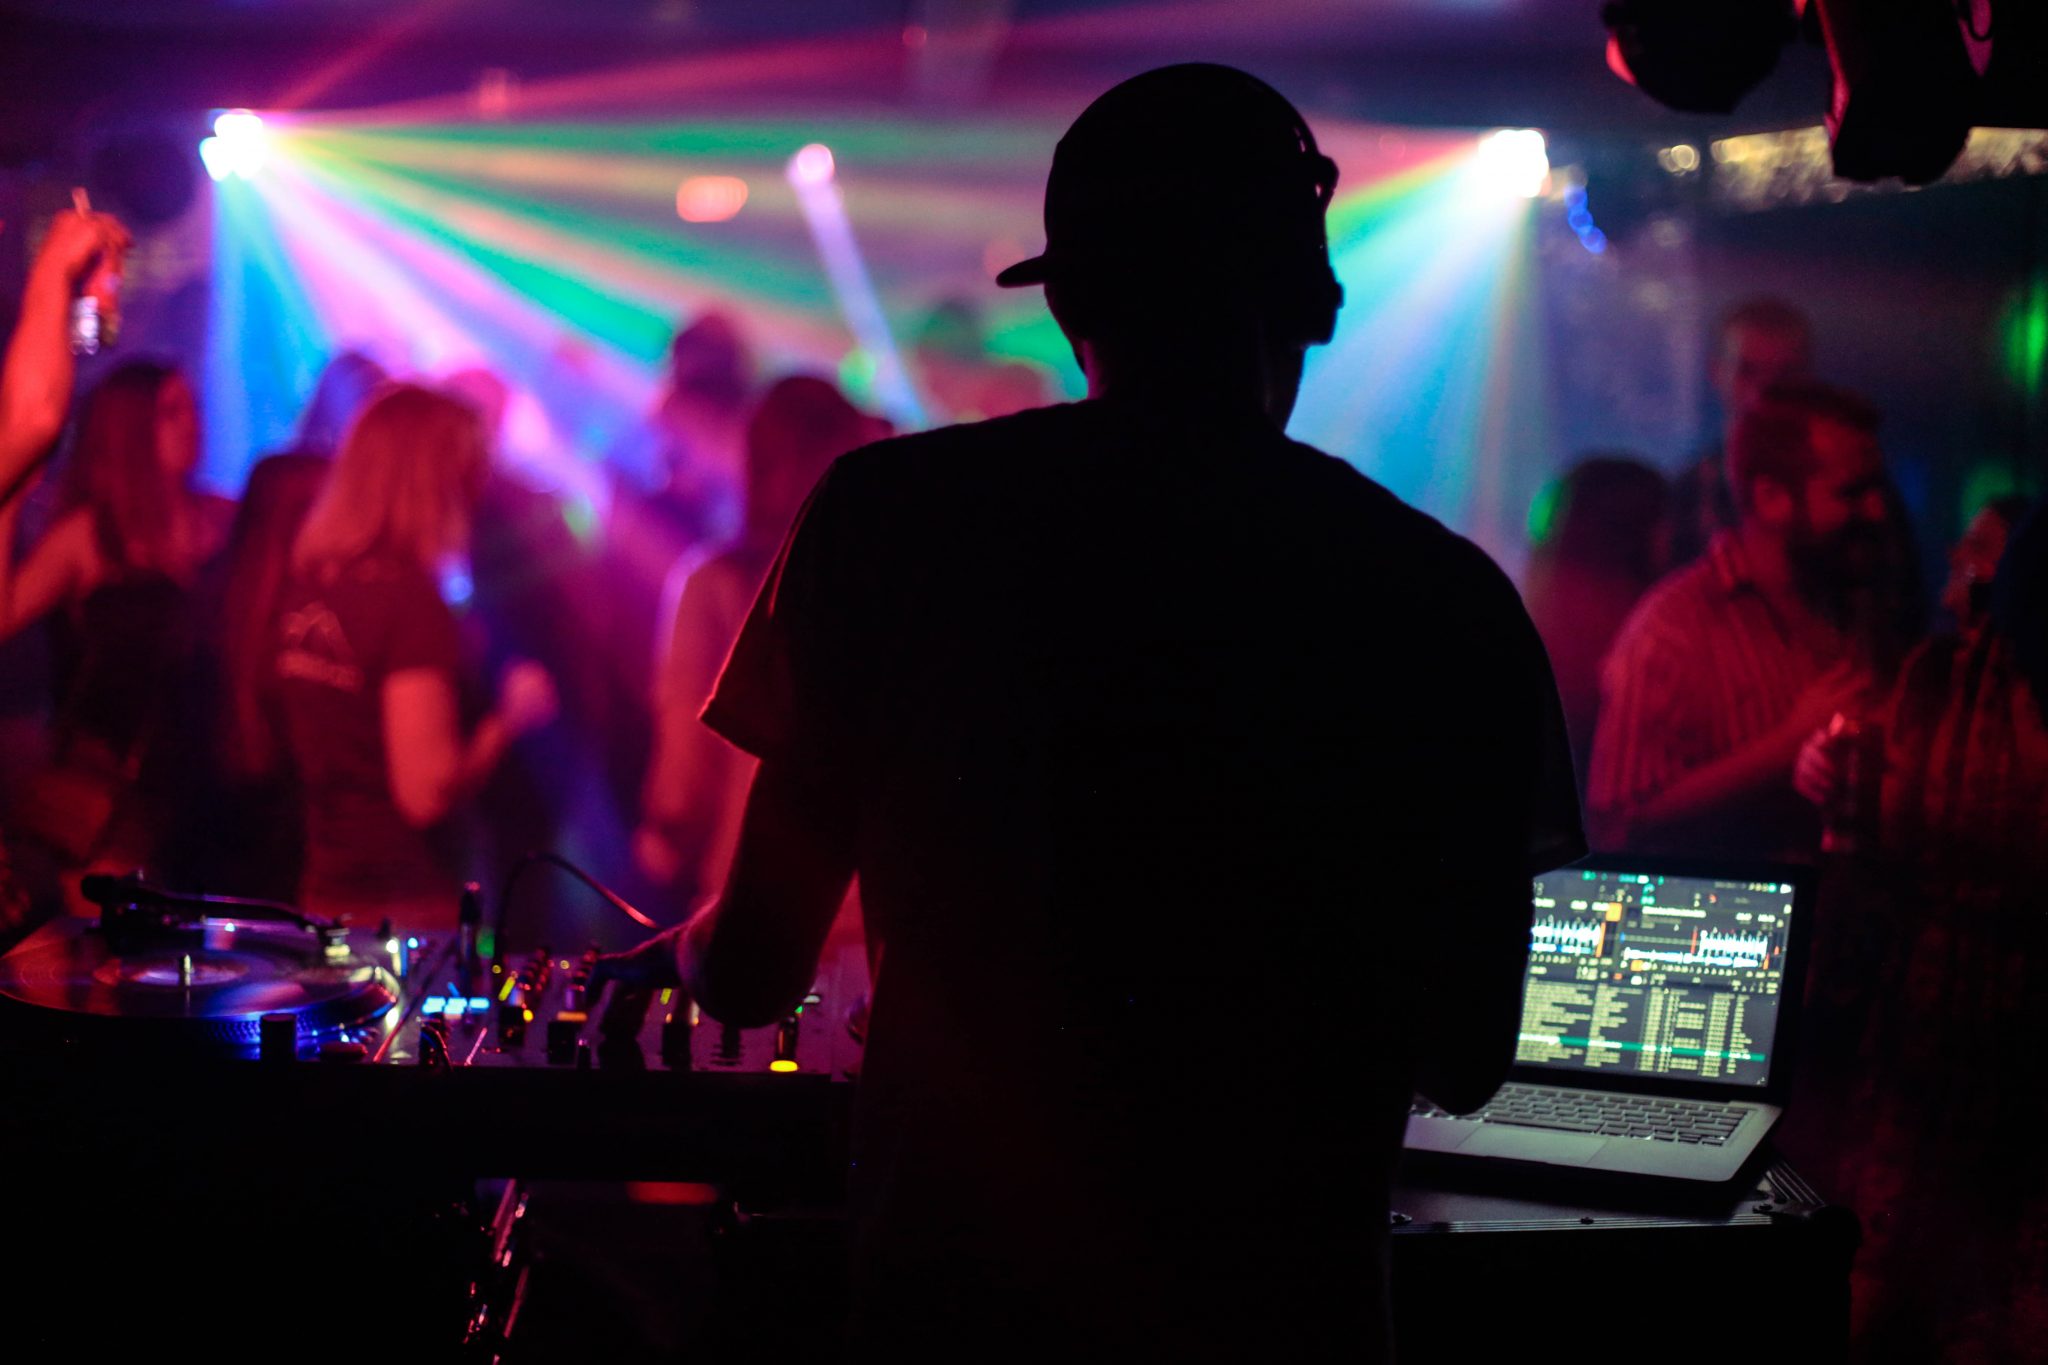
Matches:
[704,398,1583,1356]
[275,557,464,904]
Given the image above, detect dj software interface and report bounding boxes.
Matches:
[1515,871,1794,1087]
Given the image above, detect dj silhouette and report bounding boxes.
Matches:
[597,64,1584,1361]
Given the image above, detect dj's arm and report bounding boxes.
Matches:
[1413,550,1588,1115]
[1412,853,1530,1115]
[675,758,855,1027]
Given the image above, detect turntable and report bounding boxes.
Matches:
[0,874,399,1055]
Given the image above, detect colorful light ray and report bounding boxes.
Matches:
[204,175,331,488]
[785,145,924,429]
[1290,144,1553,567]
[208,97,1547,563]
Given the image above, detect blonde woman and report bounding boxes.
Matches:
[276,383,555,934]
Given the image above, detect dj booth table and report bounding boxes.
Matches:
[1390,1154,1858,1363]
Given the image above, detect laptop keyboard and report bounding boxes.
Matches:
[1410,1084,1747,1145]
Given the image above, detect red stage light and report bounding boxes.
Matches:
[676,175,749,223]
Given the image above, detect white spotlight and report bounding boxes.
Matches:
[788,143,836,188]
[201,109,270,182]
[1475,128,1549,199]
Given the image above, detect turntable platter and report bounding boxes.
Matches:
[0,919,399,1052]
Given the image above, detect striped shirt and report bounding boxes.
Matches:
[1587,532,1844,859]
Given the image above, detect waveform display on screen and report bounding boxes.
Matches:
[1529,915,1605,956]
[1515,870,1795,1087]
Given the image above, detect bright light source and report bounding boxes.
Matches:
[1657,143,1701,174]
[788,143,836,188]
[201,109,270,181]
[676,175,749,223]
[1474,129,1549,199]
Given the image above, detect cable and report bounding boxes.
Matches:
[490,850,664,971]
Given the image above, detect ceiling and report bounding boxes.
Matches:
[1,0,1836,164]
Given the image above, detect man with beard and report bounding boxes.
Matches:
[1589,381,1892,860]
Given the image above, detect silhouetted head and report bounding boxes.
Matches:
[998,64,1343,422]
[1534,455,1671,588]
[296,350,389,457]
[217,453,329,779]
[668,310,753,413]
[1942,495,2031,622]
[914,297,987,363]
[1711,298,1812,425]
[64,359,202,574]
[744,375,888,543]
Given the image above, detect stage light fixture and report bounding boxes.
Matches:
[1601,0,1799,114]
[200,110,270,182]
[1475,129,1550,199]
[788,143,836,187]
[1607,0,1998,185]
[1815,0,1977,184]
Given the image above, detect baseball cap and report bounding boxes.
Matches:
[995,64,1340,290]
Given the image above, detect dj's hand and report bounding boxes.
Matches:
[588,922,686,995]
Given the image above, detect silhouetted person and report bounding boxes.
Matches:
[443,366,613,931]
[181,451,329,899]
[1590,381,1894,860]
[0,205,130,933]
[595,312,758,835]
[1789,500,2048,1359]
[292,350,389,459]
[1523,454,1671,786]
[1670,298,1814,566]
[596,64,1582,1361]
[910,296,1055,424]
[635,374,887,907]
[0,359,232,907]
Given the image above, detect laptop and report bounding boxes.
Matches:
[1404,858,1813,1185]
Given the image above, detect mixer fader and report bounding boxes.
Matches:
[391,940,869,1080]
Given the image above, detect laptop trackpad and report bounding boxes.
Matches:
[1461,1127,1607,1165]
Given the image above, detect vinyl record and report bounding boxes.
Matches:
[0,919,398,1052]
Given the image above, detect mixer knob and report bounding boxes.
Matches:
[547,1011,587,1065]
[259,1011,298,1063]
[715,1021,742,1066]
[770,1016,800,1073]
[661,996,698,1070]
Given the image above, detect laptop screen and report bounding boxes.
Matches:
[1515,867,1797,1088]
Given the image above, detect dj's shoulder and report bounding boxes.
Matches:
[836,404,1078,466]
[1283,437,1509,580]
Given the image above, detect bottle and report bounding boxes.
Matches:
[68,258,122,356]
[66,188,123,356]
[1819,711,1885,855]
